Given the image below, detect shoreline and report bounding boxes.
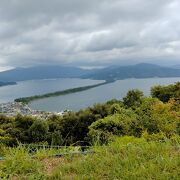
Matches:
[14,80,114,104]
[0,101,65,119]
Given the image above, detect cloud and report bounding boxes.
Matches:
[0,0,180,68]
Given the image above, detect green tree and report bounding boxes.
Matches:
[28,120,49,142]
[123,89,144,108]
[88,108,140,144]
[151,82,180,102]
[136,98,180,137]
[51,130,63,146]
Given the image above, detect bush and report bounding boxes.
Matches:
[123,89,144,108]
[88,108,141,144]
[28,120,49,142]
[151,82,180,102]
[136,98,180,137]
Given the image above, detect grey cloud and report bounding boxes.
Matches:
[0,0,180,69]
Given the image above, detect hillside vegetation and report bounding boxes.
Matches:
[0,136,179,179]
[0,82,180,179]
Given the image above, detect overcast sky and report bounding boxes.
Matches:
[0,0,180,71]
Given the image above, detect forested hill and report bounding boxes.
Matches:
[83,63,180,80]
[172,64,180,69]
[0,65,93,82]
[0,81,16,87]
[0,63,180,82]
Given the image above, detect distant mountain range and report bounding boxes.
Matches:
[172,64,180,69]
[83,63,180,80]
[0,81,16,87]
[0,63,180,83]
[0,65,92,82]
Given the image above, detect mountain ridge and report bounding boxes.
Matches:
[0,81,17,87]
[83,63,180,80]
[0,63,180,82]
[0,65,93,82]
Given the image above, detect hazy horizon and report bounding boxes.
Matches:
[0,61,180,73]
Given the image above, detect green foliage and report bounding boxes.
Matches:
[28,120,49,142]
[0,137,179,179]
[0,82,179,147]
[11,114,35,143]
[0,136,180,180]
[0,82,180,179]
[142,131,180,145]
[51,130,63,146]
[88,108,141,144]
[109,103,124,114]
[48,103,113,145]
[50,136,180,179]
[0,143,7,156]
[123,89,144,108]
[0,102,113,146]
[0,145,44,179]
[0,115,16,146]
[136,98,180,137]
[151,82,180,102]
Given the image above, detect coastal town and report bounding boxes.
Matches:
[0,102,65,119]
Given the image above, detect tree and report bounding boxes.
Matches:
[88,108,140,144]
[123,89,144,108]
[151,82,180,102]
[51,130,63,146]
[136,98,180,137]
[28,120,49,142]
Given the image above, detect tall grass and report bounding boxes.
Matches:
[50,136,180,179]
[0,137,179,179]
[0,145,45,179]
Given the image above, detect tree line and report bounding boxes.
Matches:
[0,82,179,146]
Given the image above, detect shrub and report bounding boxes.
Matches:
[88,108,141,144]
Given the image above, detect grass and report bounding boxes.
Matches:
[0,145,44,179]
[0,136,180,179]
[51,136,180,179]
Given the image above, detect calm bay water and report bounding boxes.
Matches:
[29,77,180,112]
[0,78,103,103]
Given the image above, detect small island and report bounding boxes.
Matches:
[15,80,114,104]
